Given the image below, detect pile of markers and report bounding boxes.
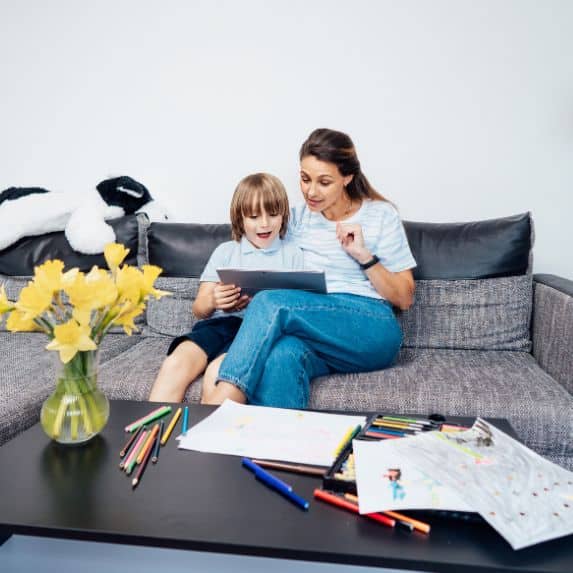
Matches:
[363,415,437,440]
[313,489,431,534]
[119,405,188,489]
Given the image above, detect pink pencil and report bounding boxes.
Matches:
[120,429,148,470]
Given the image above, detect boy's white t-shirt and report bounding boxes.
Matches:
[287,199,416,300]
[200,236,304,319]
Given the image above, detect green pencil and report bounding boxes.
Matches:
[125,406,172,433]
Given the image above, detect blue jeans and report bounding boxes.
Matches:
[217,290,402,408]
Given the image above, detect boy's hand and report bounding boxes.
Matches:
[233,294,251,312]
[213,283,242,311]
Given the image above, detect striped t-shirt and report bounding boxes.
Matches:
[287,200,416,300]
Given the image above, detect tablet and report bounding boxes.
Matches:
[216,268,327,296]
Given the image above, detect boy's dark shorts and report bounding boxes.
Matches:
[167,316,243,362]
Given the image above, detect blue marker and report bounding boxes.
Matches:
[182,406,189,435]
[242,458,292,492]
[241,458,309,510]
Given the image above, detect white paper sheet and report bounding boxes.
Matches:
[353,439,472,513]
[177,400,366,467]
[355,418,573,550]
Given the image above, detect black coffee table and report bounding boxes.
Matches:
[0,400,571,573]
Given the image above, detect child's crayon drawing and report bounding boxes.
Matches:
[362,419,573,550]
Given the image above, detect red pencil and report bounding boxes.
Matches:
[313,489,395,528]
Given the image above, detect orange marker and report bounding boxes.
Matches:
[314,489,395,528]
[344,493,431,534]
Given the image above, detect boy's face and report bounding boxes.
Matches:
[242,202,283,249]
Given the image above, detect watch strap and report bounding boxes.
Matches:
[359,254,380,270]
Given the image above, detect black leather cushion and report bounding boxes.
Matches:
[0,215,140,275]
[149,213,532,280]
[404,212,532,280]
[148,223,232,278]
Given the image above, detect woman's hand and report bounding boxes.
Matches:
[336,222,373,264]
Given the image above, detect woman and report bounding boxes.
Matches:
[201,128,416,408]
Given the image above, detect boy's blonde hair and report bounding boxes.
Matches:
[230,173,290,241]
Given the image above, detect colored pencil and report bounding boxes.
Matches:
[132,435,156,489]
[366,426,407,436]
[365,431,401,439]
[313,489,395,528]
[137,424,160,465]
[120,425,143,458]
[152,420,164,463]
[182,406,189,434]
[121,428,148,471]
[161,407,182,446]
[124,406,167,432]
[344,493,431,534]
[125,405,172,433]
[333,424,362,459]
[380,415,433,426]
[251,459,327,477]
[371,420,423,431]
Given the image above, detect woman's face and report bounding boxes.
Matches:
[300,155,353,213]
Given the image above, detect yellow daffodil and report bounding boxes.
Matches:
[46,319,97,363]
[16,282,53,319]
[72,307,92,327]
[104,243,130,272]
[85,266,118,307]
[34,259,64,294]
[115,265,144,304]
[6,309,42,332]
[61,267,80,287]
[0,284,15,315]
[113,302,145,335]
[141,265,170,299]
[64,268,117,311]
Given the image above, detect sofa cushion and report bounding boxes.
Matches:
[0,333,143,447]
[147,222,231,278]
[97,337,203,404]
[405,212,532,280]
[143,277,200,337]
[308,347,572,469]
[0,214,143,275]
[397,275,532,351]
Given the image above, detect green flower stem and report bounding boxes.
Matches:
[53,351,101,439]
[52,392,68,438]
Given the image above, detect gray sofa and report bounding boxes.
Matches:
[1,212,571,470]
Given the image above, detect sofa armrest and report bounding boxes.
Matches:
[532,274,573,394]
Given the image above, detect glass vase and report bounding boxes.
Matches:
[40,349,109,445]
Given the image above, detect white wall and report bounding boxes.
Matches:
[0,0,571,278]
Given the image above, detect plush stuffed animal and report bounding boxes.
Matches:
[0,176,170,254]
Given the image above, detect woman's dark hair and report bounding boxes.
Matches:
[299,128,387,202]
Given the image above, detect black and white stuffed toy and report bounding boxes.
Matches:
[0,176,170,254]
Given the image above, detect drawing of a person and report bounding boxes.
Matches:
[384,468,406,500]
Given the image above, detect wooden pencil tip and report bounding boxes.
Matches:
[132,479,138,487]
[151,457,158,463]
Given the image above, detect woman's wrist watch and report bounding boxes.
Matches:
[358,254,380,270]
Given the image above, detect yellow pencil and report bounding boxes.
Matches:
[333,425,355,458]
[160,407,182,446]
